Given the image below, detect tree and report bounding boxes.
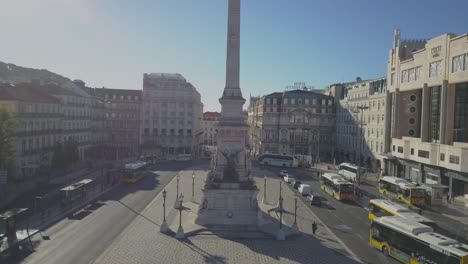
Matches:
[0,107,17,179]
[51,139,79,171]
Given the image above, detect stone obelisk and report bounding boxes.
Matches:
[196,0,258,226]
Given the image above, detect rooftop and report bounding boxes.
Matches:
[0,83,61,104]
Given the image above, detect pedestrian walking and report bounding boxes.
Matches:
[447,192,452,204]
[312,221,317,234]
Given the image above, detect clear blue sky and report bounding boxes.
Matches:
[1,0,467,111]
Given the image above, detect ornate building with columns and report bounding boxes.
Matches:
[248,89,335,161]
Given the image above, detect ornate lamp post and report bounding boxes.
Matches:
[191,171,195,201]
[176,173,180,200]
[291,195,300,234]
[276,194,285,240]
[175,194,185,239]
[160,189,169,233]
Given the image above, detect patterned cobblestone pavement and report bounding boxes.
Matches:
[94,167,359,264]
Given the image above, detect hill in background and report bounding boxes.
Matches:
[0,61,71,85]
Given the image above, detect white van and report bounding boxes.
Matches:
[298,184,311,196]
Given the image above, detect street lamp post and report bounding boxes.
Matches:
[175,194,185,239]
[294,196,297,225]
[191,172,195,201]
[354,105,369,186]
[276,194,285,240]
[262,175,267,204]
[160,189,169,233]
[176,173,180,200]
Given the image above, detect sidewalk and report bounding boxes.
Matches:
[95,166,359,264]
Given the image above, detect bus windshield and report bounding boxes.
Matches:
[411,188,426,198]
[340,184,354,194]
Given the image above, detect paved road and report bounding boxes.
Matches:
[262,166,399,264]
[8,160,205,264]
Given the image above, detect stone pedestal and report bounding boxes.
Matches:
[196,184,259,226]
[276,228,286,241]
[160,220,169,233]
[291,223,300,235]
[175,225,185,239]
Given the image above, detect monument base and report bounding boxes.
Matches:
[196,184,259,226]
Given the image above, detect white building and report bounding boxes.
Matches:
[387,29,468,195]
[202,112,220,147]
[140,73,203,158]
[332,76,390,171]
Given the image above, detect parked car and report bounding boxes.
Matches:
[283,175,295,183]
[307,194,321,206]
[293,180,302,189]
[279,170,288,177]
[298,184,312,196]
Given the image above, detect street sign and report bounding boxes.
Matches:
[0,170,7,185]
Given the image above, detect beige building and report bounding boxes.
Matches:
[387,29,468,195]
[39,82,92,161]
[248,89,335,161]
[202,112,220,146]
[85,87,142,160]
[332,77,390,171]
[0,83,62,180]
[141,73,203,158]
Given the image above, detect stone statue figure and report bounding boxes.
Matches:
[220,148,242,182]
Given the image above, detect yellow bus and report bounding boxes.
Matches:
[368,199,436,230]
[378,176,426,207]
[121,161,147,183]
[320,172,355,201]
[370,216,468,264]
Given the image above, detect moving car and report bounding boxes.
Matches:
[279,170,288,177]
[298,184,312,196]
[307,194,321,206]
[283,175,295,183]
[293,180,302,189]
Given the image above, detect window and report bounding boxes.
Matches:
[410,148,414,155]
[418,150,429,158]
[273,98,277,104]
[401,70,408,83]
[390,73,395,85]
[305,99,309,104]
[397,146,403,153]
[283,98,288,105]
[291,98,295,104]
[440,153,445,161]
[429,60,442,77]
[453,83,468,142]
[429,86,441,142]
[266,98,271,104]
[452,53,466,73]
[449,155,460,164]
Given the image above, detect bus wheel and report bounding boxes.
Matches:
[382,246,389,256]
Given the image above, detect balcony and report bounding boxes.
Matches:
[391,137,468,172]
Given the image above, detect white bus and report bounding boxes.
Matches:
[378,176,426,207]
[370,216,468,264]
[368,199,436,229]
[320,172,355,201]
[338,162,361,182]
[259,154,297,167]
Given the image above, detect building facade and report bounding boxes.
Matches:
[387,30,468,195]
[38,83,92,161]
[248,89,335,161]
[202,112,220,146]
[85,87,142,160]
[140,73,203,158]
[333,77,390,171]
[0,83,62,180]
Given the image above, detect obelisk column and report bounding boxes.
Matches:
[225,0,241,93]
[219,0,245,122]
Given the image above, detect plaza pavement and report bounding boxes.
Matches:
[94,166,360,264]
